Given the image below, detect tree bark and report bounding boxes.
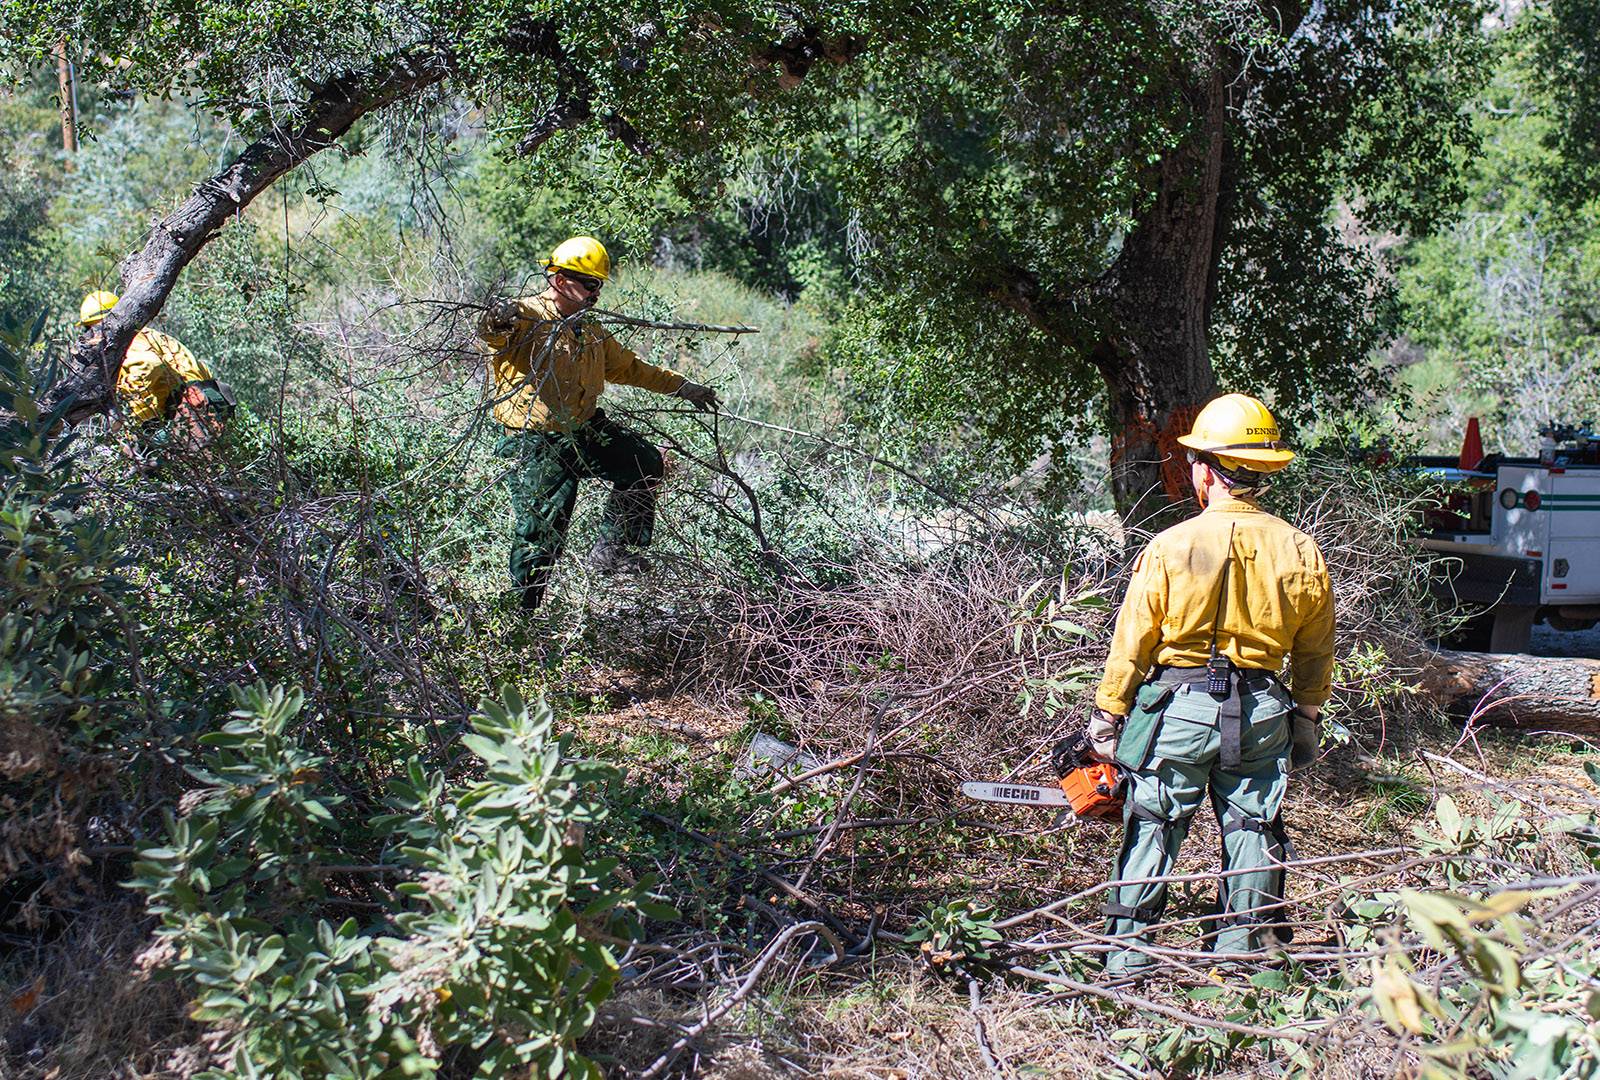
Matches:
[996,11,1324,524]
[56,37,77,154]
[44,52,451,424]
[1419,648,1600,735]
[1090,69,1231,524]
[997,67,1237,525]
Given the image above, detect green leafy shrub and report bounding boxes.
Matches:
[0,312,139,912]
[906,898,1001,969]
[129,683,657,1079]
[1357,785,1600,1079]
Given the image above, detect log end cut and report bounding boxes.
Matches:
[1419,648,1600,735]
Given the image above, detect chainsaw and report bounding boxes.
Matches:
[960,733,1125,821]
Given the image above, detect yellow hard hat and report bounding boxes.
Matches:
[1176,393,1295,472]
[79,290,119,325]
[546,236,611,281]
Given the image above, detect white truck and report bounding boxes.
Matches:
[1421,423,1600,652]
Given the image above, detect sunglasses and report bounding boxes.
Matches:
[563,273,603,294]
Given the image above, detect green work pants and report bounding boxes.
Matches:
[495,410,664,610]
[1103,670,1293,975]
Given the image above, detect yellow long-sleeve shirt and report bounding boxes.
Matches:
[478,294,686,432]
[1094,493,1335,714]
[117,329,213,422]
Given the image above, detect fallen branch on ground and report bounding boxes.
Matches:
[637,920,843,1080]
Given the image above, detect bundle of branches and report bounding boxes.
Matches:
[554,404,1127,803]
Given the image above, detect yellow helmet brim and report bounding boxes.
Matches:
[1177,433,1295,469]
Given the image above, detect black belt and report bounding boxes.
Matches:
[1151,663,1275,688]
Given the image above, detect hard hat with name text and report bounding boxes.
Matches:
[1176,393,1295,472]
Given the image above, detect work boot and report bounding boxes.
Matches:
[587,541,652,575]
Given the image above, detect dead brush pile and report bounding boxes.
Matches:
[635,444,1451,819]
[705,535,1120,797]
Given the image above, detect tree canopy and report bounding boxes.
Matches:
[6,0,1487,511]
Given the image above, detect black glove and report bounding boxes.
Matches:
[1290,708,1321,771]
[676,380,721,411]
[488,298,520,327]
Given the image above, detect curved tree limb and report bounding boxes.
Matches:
[41,18,869,427]
[48,51,453,424]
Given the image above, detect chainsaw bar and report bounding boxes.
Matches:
[960,781,1071,807]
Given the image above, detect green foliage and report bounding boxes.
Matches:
[0,143,61,329]
[1355,791,1600,1079]
[1527,0,1600,204]
[905,898,1001,967]
[0,312,148,911]
[128,682,394,1079]
[1395,32,1600,451]
[374,685,664,1079]
[1009,570,1105,721]
[128,683,651,1079]
[795,1,1486,462]
[0,313,129,729]
[8,0,1493,486]
[1360,771,1432,833]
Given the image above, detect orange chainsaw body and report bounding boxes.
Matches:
[1058,762,1124,819]
[1050,733,1125,820]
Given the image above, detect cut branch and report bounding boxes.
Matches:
[591,309,759,334]
[49,51,451,424]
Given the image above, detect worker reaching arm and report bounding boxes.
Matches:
[477,236,719,613]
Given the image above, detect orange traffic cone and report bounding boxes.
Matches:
[1459,417,1485,471]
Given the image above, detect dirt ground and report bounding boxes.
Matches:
[1530,620,1600,659]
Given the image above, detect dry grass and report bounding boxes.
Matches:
[587,969,1124,1080]
[0,903,199,1080]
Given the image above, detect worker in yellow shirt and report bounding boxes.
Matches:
[1087,394,1334,976]
[478,237,719,611]
[78,291,235,451]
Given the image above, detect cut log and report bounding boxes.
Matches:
[1417,649,1600,735]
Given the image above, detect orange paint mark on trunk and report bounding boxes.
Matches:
[1110,404,1202,503]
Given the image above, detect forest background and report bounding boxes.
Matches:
[3,0,1600,1077]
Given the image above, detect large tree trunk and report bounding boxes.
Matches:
[42,53,450,425]
[1419,648,1600,735]
[997,65,1238,525]
[1092,69,1230,524]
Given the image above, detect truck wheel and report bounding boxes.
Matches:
[1546,614,1598,632]
[1489,605,1536,653]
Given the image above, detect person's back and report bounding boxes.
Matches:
[1098,493,1333,707]
[118,328,213,421]
[1088,394,1334,975]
